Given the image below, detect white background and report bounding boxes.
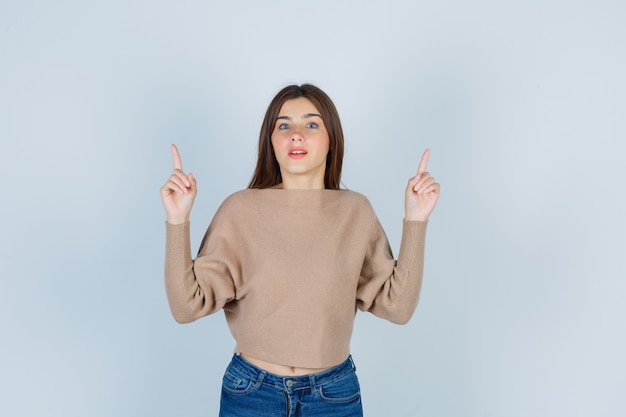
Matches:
[1,1,624,416]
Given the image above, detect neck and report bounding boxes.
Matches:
[278,175,325,190]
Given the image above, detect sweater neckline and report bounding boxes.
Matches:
[243,188,347,209]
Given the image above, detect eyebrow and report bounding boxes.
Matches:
[276,113,323,121]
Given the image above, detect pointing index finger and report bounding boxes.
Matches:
[171,144,183,171]
[417,148,430,175]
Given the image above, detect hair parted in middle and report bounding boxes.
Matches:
[248,84,344,189]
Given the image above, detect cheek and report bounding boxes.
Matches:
[321,134,331,152]
[271,131,288,146]
[270,134,281,151]
[270,135,286,160]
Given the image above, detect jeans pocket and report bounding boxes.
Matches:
[318,371,361,403]
[221,368,256,396]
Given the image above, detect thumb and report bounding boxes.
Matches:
[406,174,421,191]
[187,173,197,191]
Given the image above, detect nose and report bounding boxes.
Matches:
[291,132,304,142]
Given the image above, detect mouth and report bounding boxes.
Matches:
[288,148,307,159]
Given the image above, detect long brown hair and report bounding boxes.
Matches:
[248,84,344,189]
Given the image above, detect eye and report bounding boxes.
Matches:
[307,122,319,128]
[278,123,290,130]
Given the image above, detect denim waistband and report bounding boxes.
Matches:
[228,354,356,392]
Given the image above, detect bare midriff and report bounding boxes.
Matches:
[240,353,331,376]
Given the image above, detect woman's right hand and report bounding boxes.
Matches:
[160,144,197,224]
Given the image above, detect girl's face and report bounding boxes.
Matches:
[271,97,330,189]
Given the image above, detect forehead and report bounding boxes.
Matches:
[278,97,320,116]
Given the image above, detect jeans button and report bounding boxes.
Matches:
[286,380,293,387]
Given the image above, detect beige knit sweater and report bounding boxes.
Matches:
[165,189,428,368]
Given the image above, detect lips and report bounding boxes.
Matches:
[288,147,307,159]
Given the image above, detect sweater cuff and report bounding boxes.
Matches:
[397,219,428,266]
[401,219,428,237]
[165,221,191,254]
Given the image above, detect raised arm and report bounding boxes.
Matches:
[358,150,440,323]
[161,145,235,323]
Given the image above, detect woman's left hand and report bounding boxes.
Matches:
[404,149,440,221]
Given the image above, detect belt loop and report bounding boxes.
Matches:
[254,370,267,390]
[349,355,356,370]
[308,374,317,396]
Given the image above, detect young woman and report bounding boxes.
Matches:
[160,84,440,416]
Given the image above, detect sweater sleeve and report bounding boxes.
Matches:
[164,221,236,324]
[356,218,428,324]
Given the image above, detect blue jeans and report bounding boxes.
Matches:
[219,354,363,417]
